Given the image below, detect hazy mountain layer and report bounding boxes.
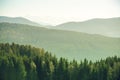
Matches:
[1,16,120,37]
[0,23,120,61]
[54,17,120,37]
[0,16,42,26]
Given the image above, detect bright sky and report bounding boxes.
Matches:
[0,0,120,25]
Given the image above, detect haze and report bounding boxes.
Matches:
[0,0,120,25]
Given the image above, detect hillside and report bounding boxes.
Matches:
[0,43,120,80]
[54,17,120,37]
[1,16,120,38]
[0,16,43,26]
[0,23,120,61]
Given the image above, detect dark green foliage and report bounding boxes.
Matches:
[0,43,120,80]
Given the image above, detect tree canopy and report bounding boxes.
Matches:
[0,43,120,80]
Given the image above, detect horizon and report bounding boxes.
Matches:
[0,0,120,25]
[0,16,120,26]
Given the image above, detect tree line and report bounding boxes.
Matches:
[0,43,120,80]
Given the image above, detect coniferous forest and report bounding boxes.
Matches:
[0,43,120,80]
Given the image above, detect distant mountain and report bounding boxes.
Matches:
[1,16,120,37]
[0,23,120,61]
[54,17,120,37]
[0,16,45,27]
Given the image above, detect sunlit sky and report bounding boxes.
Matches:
[0,0,120,25]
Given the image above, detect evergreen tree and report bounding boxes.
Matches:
[0,43,120,80]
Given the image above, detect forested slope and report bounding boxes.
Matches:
[0,43,120,80]
[0,23,120,61]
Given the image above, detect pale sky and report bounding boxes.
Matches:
[0,0,120,25]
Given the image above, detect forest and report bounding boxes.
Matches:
[0,43,120,80]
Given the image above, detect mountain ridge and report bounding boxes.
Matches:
[0,22,120,61]
[54,17,120,37]
[0,16,45,27]
[0,16,120,37]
